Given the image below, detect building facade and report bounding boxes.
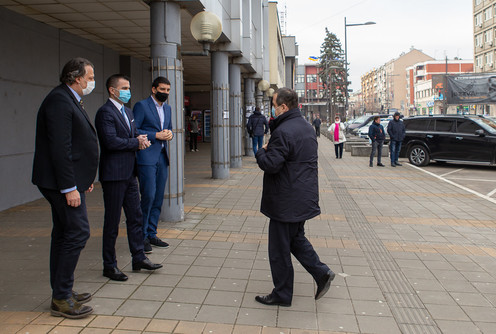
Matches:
[361,48,434,115]
[406,60,474,115]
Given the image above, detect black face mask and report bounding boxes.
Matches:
[155,92,169,102]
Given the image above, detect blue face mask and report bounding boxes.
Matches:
[271,107,276,118]
[118,89,131,103]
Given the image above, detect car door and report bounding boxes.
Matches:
[429,119,455,160]
[451,119,492,162]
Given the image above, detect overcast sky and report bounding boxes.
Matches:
[277,0,474,92]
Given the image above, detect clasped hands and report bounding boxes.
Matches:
[137,134,151,150]
[155,129,173,141]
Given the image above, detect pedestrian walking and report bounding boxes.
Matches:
[387,112,405,167]
[133,76,173,253]
[32,57,98,318]
[329,115,346,158]
[368,116,385,167]
[255,87,335,307]
[312,115,322,137]
[95,74,163,282]
[247,107,268,155]
[188,115,200,152]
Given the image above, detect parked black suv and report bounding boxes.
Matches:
[399,115,496,166]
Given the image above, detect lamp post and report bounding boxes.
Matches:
[344,17,376,117]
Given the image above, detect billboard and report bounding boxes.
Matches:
[446,73,496,104]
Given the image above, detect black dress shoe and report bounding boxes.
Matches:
[149,237,169,248]
[132,258,163,271]
[51,297,93,319]
[255,294,291,307]
[377,163,385,167]
[315,270,336,300]
[103,267,128,281]
[144,239,153,254]
[395,162,402,166]
[72,290,92,304]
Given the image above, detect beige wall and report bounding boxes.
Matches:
[268,2,285,88]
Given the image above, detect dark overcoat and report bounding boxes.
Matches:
[256,108,320,222]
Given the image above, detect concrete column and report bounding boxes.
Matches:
[244,78,255,156]
[211,51,230,179]
[255,86,263,109]
[150,0,184,222]
[229,64,242,168]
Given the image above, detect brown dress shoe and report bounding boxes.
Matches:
[51,297,93,319]
[72,290,92,304]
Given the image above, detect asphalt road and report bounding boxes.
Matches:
[407,161,496,202]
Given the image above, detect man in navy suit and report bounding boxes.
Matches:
[133,77,173,252]
[32,57,98,318]
[95,74,163,281]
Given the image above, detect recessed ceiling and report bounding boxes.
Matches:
[1,0,211,91]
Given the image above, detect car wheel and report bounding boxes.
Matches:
[408,145,430,166]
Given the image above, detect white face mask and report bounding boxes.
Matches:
[81,80,95,96]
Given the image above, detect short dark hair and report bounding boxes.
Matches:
[275,87,298,110]
[60,57,94,84]
[152,76,170,88]
[106,74,130,95]
[373,116,381,121]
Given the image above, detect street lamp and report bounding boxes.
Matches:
[344,17,376,116]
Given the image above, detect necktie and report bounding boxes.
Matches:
[121,106,130,129]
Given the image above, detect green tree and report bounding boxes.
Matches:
[319,28,346,105]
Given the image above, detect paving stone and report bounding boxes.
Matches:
[356,315,401,334]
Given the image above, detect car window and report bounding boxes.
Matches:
[404,119,428,131]
[470,117,496,134]
[456,120,481,134]
[426,119,434,131]
[435,119,454,132]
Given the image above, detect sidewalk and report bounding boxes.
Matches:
[2,136,496,334]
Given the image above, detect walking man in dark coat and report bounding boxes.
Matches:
[387,112,405,167]
[312,114,322,137]
[368,116,386,167]
[254,87,335,307]
[247,107,268,155]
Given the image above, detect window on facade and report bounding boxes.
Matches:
[296,75,305,83]
[477,55,483,68]
[306,74,317,83]
[485,8,493,21]
[485,29,493,43]
[475,13,483,26]
[485,52,494,65]
[296,89,305,98]
[307,89,317,99]
[476,34,483,47]
[476,0,482,5]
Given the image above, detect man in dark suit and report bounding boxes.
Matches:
[255,88,335,307]
[95,74,163,282]
[32,57,98,318]
[133,77,173,252]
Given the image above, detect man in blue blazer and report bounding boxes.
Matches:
[95,74,163,281]
[133,76,174,252]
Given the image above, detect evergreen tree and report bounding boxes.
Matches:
[319,28,346,105]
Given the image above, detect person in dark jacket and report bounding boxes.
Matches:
[312,115,322,137]
[247,107,269,155]
[254,87,335,307]
[387,112,405,167]
[368,116,386,167]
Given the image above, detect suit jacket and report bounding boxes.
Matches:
[95,99,140,182]
[32,84,98,192]
[133,96,172,166]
